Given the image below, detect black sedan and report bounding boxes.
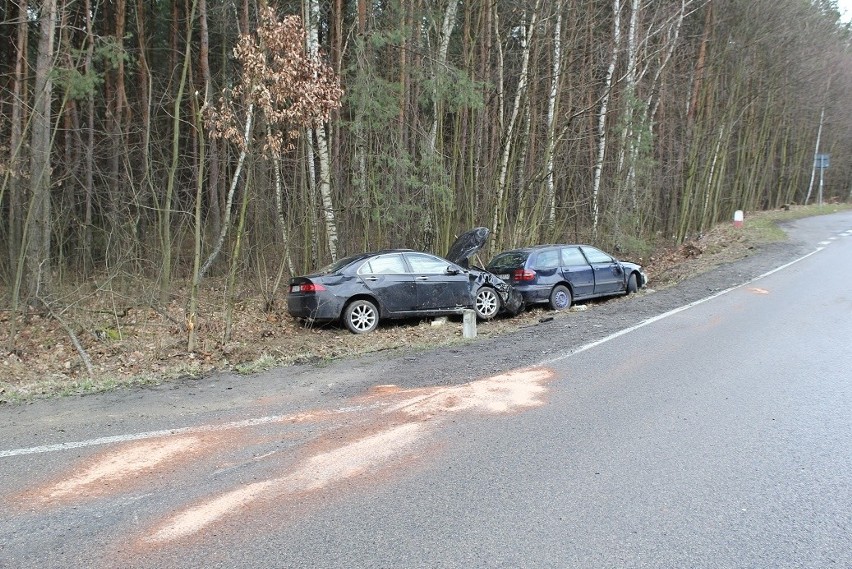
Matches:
[287,228,522,333]
[486,244,647,311]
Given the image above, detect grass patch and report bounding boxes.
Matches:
[235,353,280,374]
[741,204,852,244]
[728,204,852,250]
[0,372,166,404]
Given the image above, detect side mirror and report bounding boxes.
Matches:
[446,266,461,275]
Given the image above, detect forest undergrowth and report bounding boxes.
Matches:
[1,205,847,403]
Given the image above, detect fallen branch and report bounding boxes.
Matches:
[39,297,96,377]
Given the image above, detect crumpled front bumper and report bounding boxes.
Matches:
[478,272,524,315]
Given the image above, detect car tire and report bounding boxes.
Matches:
[343,299,379,334]
[507,298,526,316]
[549,284,572,311]
[627,273,638,294]
[474,287,501,320]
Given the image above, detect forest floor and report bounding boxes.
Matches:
[1,204,848,404]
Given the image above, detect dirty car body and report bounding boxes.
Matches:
[486,244,647,311]
[287,228,522,333]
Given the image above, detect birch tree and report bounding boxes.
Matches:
[305,0,340,262]
[591,0,622,237]
[545,4,564,229]
[493,0,541,245]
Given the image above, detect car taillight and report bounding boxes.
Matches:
[513,269,536,281]
[291,283,326,293]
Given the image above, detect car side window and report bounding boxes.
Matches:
[561,247,587,266]
[406,253,453,274]
[359,254,408,275]
[533,249,560,270]
[581,247,614,264]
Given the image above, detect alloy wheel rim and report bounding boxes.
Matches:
[477,290,498,317]
[352,305,376,331]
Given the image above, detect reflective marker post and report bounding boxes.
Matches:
[815,153,830,206]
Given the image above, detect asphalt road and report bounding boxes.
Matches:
[1,213,850,568]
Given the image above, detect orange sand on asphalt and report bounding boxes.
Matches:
[45,436,199,500]
[385,367,552,416]
[748,287,770,295]
[148,423,424,542]
[145,367,553,543]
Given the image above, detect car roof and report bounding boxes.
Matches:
[494,244,586,254]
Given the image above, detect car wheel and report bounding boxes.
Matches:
[627,273,638,294]
[507,298,526,316]
[474,287,501,320]
[549,284,572,311]
[343,299,379,334]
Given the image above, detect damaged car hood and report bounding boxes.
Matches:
[446,227,490,266]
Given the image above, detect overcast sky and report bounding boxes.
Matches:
[838,0,852,22]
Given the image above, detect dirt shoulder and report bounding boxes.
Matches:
[1,205,848,404]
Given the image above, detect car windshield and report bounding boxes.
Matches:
[487,251,529,271]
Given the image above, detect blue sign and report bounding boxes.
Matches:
[815,153,830,169]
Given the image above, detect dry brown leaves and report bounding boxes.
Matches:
[0,217,764,402]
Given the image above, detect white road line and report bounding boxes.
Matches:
[0,245,832,460]
[540,247,824,366]
[0,405,372,458]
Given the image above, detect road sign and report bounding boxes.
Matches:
[815,153,830,169]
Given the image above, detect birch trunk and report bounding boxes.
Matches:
[200,104,253,279]
[198,0,221,238]
[428,0,460,152]
[805,107,824,205]
[188,98,205,353]
[306,0,338,262]
[591,0,622,237]
[545,6,563,229]
[492,0,540,244]
[614,0,639,230]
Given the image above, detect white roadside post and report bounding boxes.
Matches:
[462,309,477,338]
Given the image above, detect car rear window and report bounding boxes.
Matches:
[487,251,529,271]
[561,247,586,266]
[532,249,560,270]
[320,254,362,274]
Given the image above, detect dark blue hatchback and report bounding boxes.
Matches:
[486,245,647,311]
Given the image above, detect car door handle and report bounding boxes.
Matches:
[364,276,378,282]
[416,276,429,281]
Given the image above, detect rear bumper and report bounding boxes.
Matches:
[512,284,553,304]
[287,294,345,321]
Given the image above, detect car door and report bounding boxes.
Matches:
[405,253,471,311]
[531,247,562,288]
[560,246,595,298]
[580,246,624,295]
[357,254,416,315]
